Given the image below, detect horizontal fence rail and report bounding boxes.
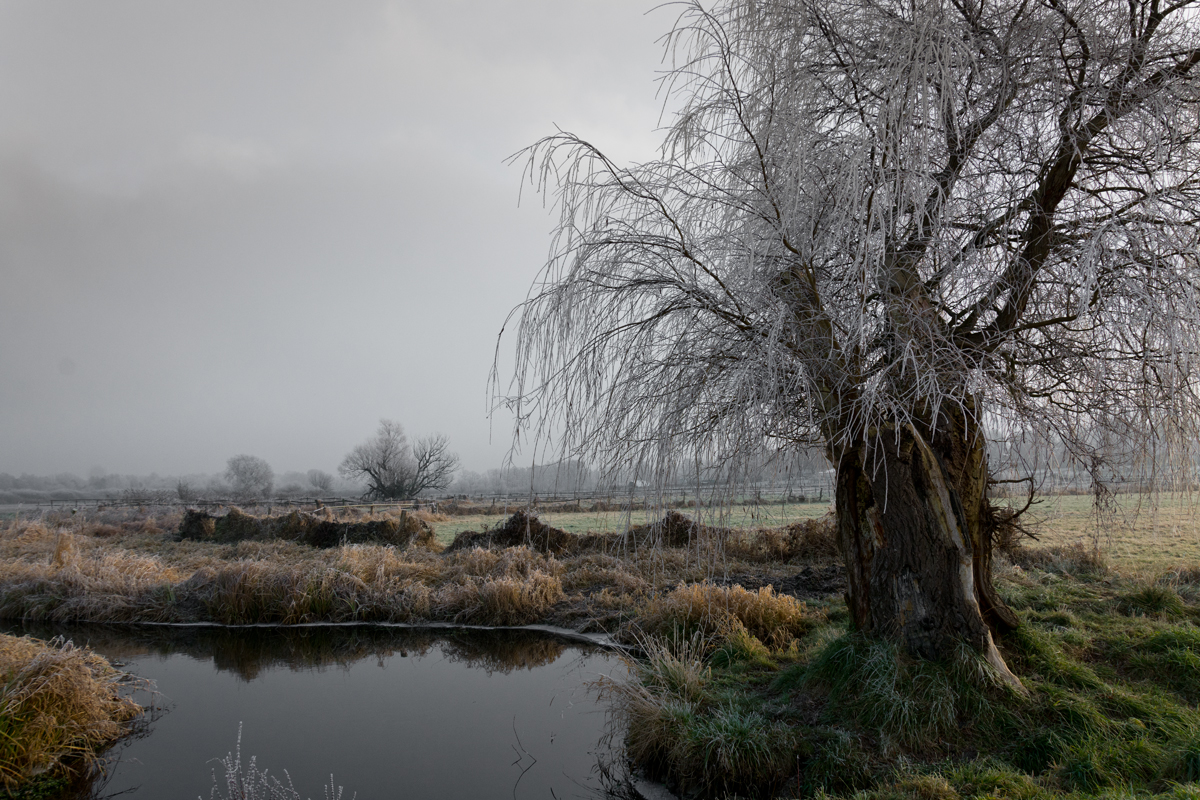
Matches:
[3,475,1156,516]
[6,481,838,514]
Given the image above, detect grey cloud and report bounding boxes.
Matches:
[0,1,670,476]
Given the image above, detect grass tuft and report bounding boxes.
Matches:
[685,703,798,796]
[599,628,798,798]
[634,629,712,704]
[638,581,822,648]
[1117,583,1189,619]
[1161,725,1200,784]
[803,634,963,748]
[0,635,144,790]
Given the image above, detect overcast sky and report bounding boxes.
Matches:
[0,1,675,477]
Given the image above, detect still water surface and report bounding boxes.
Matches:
[3,624,628,799]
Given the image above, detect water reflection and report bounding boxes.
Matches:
[1,623,629,800]
[4,623,572,681]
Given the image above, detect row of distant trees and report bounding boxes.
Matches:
[0,420,461,505]
[0,424,1135,506]
[0,467,342,505]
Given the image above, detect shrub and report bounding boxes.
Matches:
[444,510,574,555]
[178,508,434,549]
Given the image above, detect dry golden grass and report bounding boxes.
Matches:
[335,543,443,584]
[560,553,651,595]
[0,634,144,788]
[442,544,563,582]
[434,571,565,625]
[0,512,610,628]
[638,582,823,648]
[434,546,566,625]
[2,497,1195,636]
[14,506,746,627]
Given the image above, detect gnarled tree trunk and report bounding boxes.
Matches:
[834,414,1022,688]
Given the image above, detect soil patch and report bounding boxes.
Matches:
[716,564,846,600]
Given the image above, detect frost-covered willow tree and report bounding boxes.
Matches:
[506,0,1200,676]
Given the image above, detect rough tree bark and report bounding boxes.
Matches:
[834,410,1022,687]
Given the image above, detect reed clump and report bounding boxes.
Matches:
[435,546,565,625]
[441,543,563,582]
[335,543,443,584]
[0,634,144,790]
[0,552,186,624]
[434,571,565,626]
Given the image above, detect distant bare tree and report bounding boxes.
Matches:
[225,455,274,501]
[306,469,334,494]
[507,0,1200,679]
[339,420,410,500]
[411,435,460,495]
[339,421,459,500]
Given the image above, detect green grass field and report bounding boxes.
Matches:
[1013,492,1200,571]
[428,500,835,546]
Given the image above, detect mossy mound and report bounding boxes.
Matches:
[626,510,719,548]
[447,509,770,557]
[178,508,434,549]
[445,510,576,555]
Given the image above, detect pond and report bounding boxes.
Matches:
[2,623,630,800]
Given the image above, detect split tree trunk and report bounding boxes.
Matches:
[833,415,1022,687]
